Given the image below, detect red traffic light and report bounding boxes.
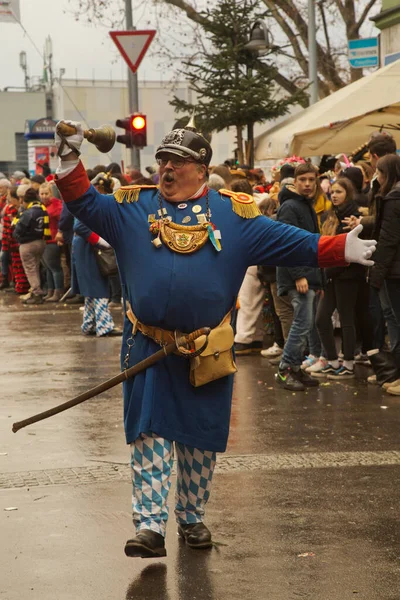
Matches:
[131,115,146,130]
[131,113,147,148]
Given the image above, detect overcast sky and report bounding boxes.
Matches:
[0,0,162,90]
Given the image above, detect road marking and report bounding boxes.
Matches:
[1,451,400,489]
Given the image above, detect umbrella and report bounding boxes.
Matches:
[255,60,400,159]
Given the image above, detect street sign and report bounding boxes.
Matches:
[384,51,400,66]
[109,30,156,74]
[348,37,379,69]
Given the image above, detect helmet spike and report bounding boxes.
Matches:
[186,112,197,132]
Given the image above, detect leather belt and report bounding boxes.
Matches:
[126,305,175,346]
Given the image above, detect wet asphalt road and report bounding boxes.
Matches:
[1,294,400,599]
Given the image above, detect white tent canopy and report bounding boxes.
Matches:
[255,60,400,160]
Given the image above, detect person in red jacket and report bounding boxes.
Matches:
[39,183,64,302]
[1,187,29,294]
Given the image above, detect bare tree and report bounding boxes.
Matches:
[68,0,380,98]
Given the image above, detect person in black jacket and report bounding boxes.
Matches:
[276,163,322,391]
[315,178,372,379]
[369,155,400,395]
[13,187,50,304]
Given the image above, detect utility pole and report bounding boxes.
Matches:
[125,0,140,169]
[308,0,318,105]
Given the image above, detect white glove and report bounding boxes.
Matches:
[344,224,377,266]
[97,237,111,249]
[55,120,84,157]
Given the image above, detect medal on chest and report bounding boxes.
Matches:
[149,191,222,254]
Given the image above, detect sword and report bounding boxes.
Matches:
[12,327,210,433]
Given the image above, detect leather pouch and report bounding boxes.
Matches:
[189,321,237,387]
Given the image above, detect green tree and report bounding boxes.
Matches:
[169,0,303,165]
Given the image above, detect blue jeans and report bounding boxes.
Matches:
[280,289,317,369]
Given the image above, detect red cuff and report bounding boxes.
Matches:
[318,234,348,267]
[55,161,90,202]
[87,233,100,246]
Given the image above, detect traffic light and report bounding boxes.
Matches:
[131,113,147,148]
[115,116,132,148]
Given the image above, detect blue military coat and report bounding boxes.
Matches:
[58,163,342,452]
[71,218,109,298]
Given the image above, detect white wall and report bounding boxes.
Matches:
[0,91,46,161]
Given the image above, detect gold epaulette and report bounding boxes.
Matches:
[114,184,158,204]
[219,189,261,219]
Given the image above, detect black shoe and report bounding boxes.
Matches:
[65,295,84,304]
[124,530,166,558]
[0,280,10,290]
[178,523,212,549]
[276,367,305,391]
[100,327,123,337]
[234,341,263,355]
[296,368,319,387]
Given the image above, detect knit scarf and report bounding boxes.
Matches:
[26,201,51,240]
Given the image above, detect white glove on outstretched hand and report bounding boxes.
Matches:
[344,224,377,266]
[55,120,84,157]
[97,237,111,249]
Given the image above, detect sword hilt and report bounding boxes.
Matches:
[175,327,210,358]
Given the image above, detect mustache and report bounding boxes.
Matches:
[163,171,175,183]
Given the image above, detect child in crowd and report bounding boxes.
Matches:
[39,183,64,302]
[315,178,372,379]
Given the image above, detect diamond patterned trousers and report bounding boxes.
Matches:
[81,297,114,336]
[130,433,216,537]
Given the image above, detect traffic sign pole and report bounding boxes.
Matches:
[125,0,140,170]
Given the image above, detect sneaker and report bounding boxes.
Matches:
[275,367,305,391]
[234,341,263,355]
[327,366,355,380]
[306,357,328,373]
[367,374,377,385]
[301,355,318,370]
[268,355,282,366]
[354,353,371,365]
[0,280,10,290]
[296,369,319,387]
[261,342,283,358]
[313,363,340,378]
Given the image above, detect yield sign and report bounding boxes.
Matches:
[109,30,156,73]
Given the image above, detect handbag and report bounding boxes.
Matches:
[189,319,237,387]
[93,246,118,277]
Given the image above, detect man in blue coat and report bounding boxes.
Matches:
[55,120,376,559]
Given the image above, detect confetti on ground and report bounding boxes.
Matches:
[297,552,315,558]
[381,406,388,410]
[0,453,8,456]
[4,507,18,511]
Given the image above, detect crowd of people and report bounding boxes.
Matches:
[1,131,400,391]
[228,132,400,398]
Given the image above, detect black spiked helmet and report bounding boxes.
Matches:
[155,118,212,166]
